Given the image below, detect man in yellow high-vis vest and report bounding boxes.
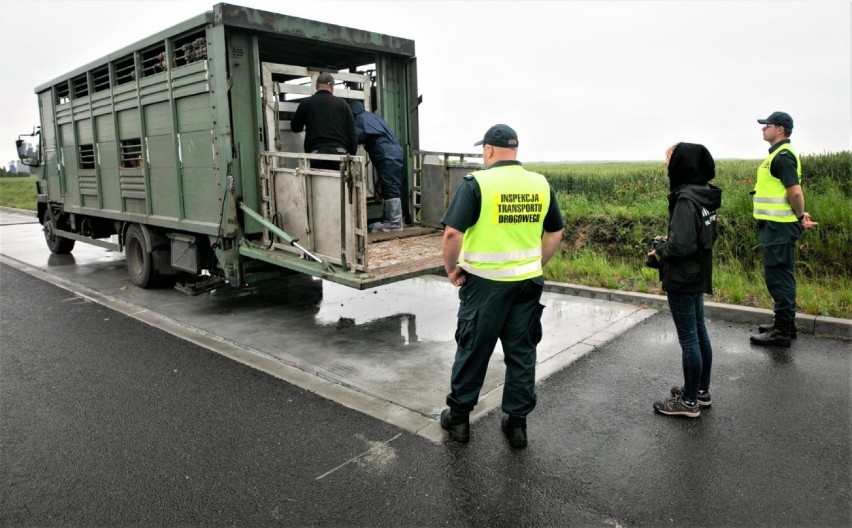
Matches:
[750,111,818,348]
[439,124,565,447]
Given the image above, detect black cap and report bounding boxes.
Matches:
[474,124,519,148]
[757,111,793,129]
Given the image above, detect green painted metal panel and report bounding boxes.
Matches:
[182,166,222,224]
[117,109,140,137]
[95,114,115,142]
[146,134,180,219]
[205,25,232,163]
[98,141,121,212]
[81,193,99,208]
[176,94,213,132]
[140,92,170,107]
[59,123,79,207]
[179,126,220,225]
[144,100,172,136]
[226,30,261,232]
[178,130,213,169]
[39,90,60,200]
[76,119,93,144]
[90,92,111,111]
[214,4,415,58]
[95,114,121,211]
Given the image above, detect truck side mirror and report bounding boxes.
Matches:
[16,130,41,167]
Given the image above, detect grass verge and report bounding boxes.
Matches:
[0,177,37,210]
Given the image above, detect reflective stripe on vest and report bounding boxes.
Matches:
[753,144,801,222]
[461,247,542,263]
[459,165,551,282]
[459,260,542,279]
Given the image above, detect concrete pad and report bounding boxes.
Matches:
[0,209,656,442]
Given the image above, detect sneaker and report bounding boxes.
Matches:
[501,414,527,448]
[653,395,700,418]
[670,386,712,407]
[440,408,470,443]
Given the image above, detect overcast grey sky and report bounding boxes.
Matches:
[1,0,849,167]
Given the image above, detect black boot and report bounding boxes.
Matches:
[758,318,797,339]
[501,414,527,448]
[751,317,793,348]
[440,408,470,443]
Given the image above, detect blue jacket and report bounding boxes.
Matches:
[348,100,404,164]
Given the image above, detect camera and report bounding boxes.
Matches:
[643,236,666,269]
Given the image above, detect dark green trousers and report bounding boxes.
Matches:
[758,221,801,321]
[446,274,545,416]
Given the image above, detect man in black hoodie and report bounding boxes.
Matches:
[648,142,722,418]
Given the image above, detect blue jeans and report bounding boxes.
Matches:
[666,292,713,404]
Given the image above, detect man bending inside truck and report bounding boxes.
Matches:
[348,99,405,232]
[291,72,358,170]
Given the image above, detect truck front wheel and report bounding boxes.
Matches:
[125,224,156,288]
[44,216,75,254]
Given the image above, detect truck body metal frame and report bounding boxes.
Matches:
[25,3,460,291]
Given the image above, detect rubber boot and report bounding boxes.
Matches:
[759,317,797,339]
[751,316,793,348]
[381,198,403,232]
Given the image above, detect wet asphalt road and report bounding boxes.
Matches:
[1,262,850,528]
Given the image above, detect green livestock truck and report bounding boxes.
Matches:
[15,3,479,293]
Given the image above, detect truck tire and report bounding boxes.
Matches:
[43,216,75,254]
[125,224,157,288]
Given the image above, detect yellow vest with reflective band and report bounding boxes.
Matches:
[459,165,551,281]
[753,144,802,222]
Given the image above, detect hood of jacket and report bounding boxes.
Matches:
[348,99,366,116]
[668,142,715,192]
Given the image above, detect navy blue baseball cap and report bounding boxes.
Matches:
[474,124,519,148]
[757,111,793,129]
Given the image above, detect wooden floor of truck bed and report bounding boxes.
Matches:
[365,226,443,276]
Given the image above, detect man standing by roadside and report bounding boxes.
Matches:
[439,124,564,448]
[750,111,817,348]
[291,72,358,170]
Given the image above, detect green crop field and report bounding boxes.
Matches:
[0,176,37,210]
[530,150,852,319]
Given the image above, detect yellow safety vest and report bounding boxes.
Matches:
[753,143,802,222]
[459,165,551,281]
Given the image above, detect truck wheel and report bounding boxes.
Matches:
[125,224,156,288]
[43,216,75,254]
